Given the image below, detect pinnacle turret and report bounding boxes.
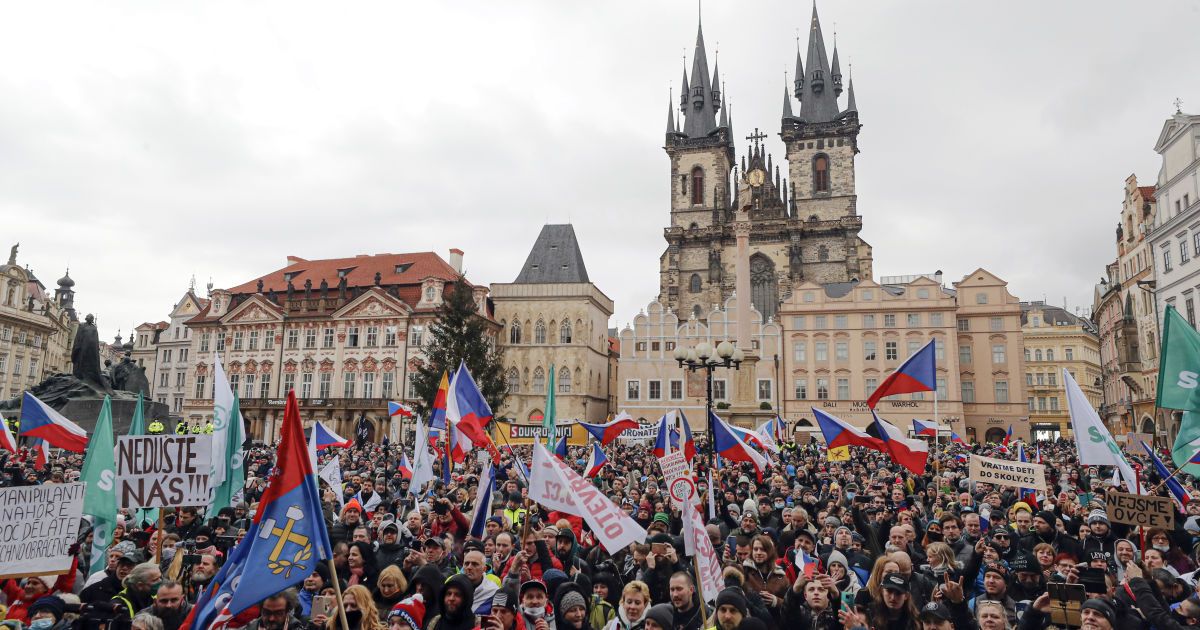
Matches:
[831,44,843,97]
[782,84,794,119]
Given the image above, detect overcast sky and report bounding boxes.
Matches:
[2,1,1196,341]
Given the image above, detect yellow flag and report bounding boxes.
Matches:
[828,445,850,462]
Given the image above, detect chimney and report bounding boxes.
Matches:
[287,255,307,265]
[449,248,464,274]
[934,270,943,285]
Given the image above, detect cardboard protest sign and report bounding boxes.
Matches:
[1105,491,1174,529]
[116,435,212,508]
[616,424,659,443]
[657,450,698,509]
[0,483,85,579]
[1122,433,1153,456]
[968,453,1048,491]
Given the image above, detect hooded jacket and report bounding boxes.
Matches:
[410,564,447,628]
[554,582,593,630]
[429,574,477,630]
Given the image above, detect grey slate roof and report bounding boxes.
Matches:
[798,5,842,124]
[514,224,591,284]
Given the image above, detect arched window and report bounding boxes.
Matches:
[691,167,704,205]
[535,320,547,344]
[1034,349,1043,361]
[813,155,830,193]
[560,320,572,344]
[533,367,546,394]
[689,274,702,293]
[1024,348,1031,362]
[506,368,520,394]
[559,367,571,393]
[509,322,522,344]
[1046,349,1055,361]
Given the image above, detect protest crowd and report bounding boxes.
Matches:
[6,399,1200,630]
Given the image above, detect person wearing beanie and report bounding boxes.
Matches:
[642,603,674,630]
[713,588,748,630]
[1081,508,1118,568]
[1021,508,1082,560]
[388,594,426,630]
[26,596,67,630]
[731,510,760,540]
[488,586,520,630]
[553,582,591,630]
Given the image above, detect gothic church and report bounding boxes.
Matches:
[659,6,873,324]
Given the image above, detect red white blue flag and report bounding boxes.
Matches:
[866,340,937,409]
[20,392,88,452]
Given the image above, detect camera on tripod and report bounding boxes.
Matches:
[179,539,202,566]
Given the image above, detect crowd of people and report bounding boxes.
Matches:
[4,430,1200,630]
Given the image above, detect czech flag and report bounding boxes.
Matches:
[577,412,639,445]
[652,413,677,458]
[866,339,937,409]
[554,432,568,460]
[585,442,608,477]
[311,421,352,449]
[813,408,884,451]
[0,418,17,454]
[468,462,496,539]
[1002,425,1012,447]
[796,549,817,579]
[678,410,698,461]
[31,437,49,470]
[397,453,413,480]
[866,410,929,475]
[771,415,788,443]
[711,412,768,481]
[912,419,938,437]
[19,392,88,452]
[954,453,969,464]
[446,361,501,463]
[1016,444,1038,508]
[388,401,414,418]
[950,432,966,445]
[1142,441,1191,511]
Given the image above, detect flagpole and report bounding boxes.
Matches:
[155,511,164,563]
[327,557,352,630]
[692,555,710,630]
[934,394,940,476]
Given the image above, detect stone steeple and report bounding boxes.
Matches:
[797,4,841,123]
[680,19,721,137]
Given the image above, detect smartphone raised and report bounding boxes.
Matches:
[725,536,736,553]
[312,595,331,619]
[840,590,855,611]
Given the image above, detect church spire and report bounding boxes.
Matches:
[845,65,858,113]
[798,3,840,123]
[719,82,729,128]
[793,41,804,100]
[681,15,719,137]
[667,90,677,135]
[831,42,843,97]
[782,83,794,119]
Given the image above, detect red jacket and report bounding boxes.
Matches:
[1,556,78,624]
[430,507,470,542]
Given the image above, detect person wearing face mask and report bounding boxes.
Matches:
[26,596,70,630]
[111,563,162,621]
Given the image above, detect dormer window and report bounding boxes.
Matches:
[337,267,356,278]
[394,263,412,274]
[425,286,436,301]
[283,271,300,283]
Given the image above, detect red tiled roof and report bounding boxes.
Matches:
[225,252,463,295]
[1139,186,1156,201]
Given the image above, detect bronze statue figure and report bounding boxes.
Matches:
[71,314,106,390]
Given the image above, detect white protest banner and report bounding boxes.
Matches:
[617,424,660,443]
[116,435,212,508]
[0,483,85,579]
[530,443,645,551]
[682,495,722,603]
[968,453,1048,492]
[1065,368,1140,492]
[657,450,698,509]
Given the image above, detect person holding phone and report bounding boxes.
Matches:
[781,573,840,630]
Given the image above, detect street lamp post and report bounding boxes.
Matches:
[674,340,744,453]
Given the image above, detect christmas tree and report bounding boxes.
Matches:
[410,277,507,415]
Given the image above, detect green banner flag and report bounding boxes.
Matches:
[210,392,246,512]
[543,365,556,450]
[1158,304,1200,411]
[128,392,145,436]
[81,396,116,577]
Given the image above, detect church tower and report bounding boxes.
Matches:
[659,3,871,325]
[661,16,735,321]
[780,5,872,282]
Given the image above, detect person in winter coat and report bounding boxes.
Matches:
[554,529,588,577]
[554,582,593,630]
[407,564,446,629]
[603,581,650,630]
[740,535,789,610]
[373,565,409,620]
[519,579,557,630]
[1080,510,1118,567]
[345,541,381,592]
[781,574,841,630]
[427,574,476,630]
[330,504,365,547]
[1,556,79,625]
[375,522,411,570]
[641,604,673,630]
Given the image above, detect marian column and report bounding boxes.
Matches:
[733,210,753,351]
[732,186,759,420]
